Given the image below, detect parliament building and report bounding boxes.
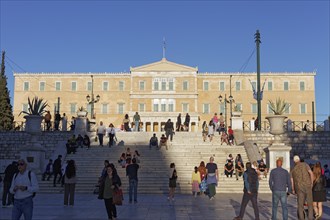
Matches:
[13,58,316,131]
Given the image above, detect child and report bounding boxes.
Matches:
[168,163,177,201]
[191,166,201,197]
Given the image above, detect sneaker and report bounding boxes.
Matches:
[6,204,13,208]
[2,205,6,208]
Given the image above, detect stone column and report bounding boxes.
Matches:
[75,117,88,136]
[20,134,45,174]
[232,116,243,130]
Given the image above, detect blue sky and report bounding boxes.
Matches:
[1,0,329,121]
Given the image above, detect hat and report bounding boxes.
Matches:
[293,155,300,162]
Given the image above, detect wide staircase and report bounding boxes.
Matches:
[38,132,271,194]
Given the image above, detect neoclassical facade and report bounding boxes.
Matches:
[13,58,316,131]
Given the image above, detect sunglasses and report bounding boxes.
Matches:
[18,163,25,166]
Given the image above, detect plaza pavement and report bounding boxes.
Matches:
[1,193,329,220]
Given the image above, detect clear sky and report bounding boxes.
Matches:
[1,0,329,121]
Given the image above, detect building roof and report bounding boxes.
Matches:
[130,58,198,72]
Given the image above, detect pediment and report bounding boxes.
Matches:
[130,58,198,72]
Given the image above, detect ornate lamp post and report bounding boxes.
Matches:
[86,75,100,119]
[218,94,230,128]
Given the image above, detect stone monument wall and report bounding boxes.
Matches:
[0,131,73,172]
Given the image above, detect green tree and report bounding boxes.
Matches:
[0,51,14,130]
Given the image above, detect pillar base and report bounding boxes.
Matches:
[265,143,292,172]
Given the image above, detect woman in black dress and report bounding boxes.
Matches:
[312,162,327,219]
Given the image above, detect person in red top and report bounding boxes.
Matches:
[228,126,234,145]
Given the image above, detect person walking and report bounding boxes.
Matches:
[100,164,121,220]
[10,159,39,220]
[63,160,77,206]
[61,113,68,131]
[133,112,141,132]
[312,162,327,219]
[234,162,260,220]
[168,163,177,201]
[54,111,61,131]
[184,113,190,131]
[2,161,18,207]
[191,166,201,197]
[206,156,219,200]
[269,159,292,220]
[176,113,182,131]
[164,119,174,142]
[126,158,139,203]
[106,123,116,147]
[201,121,208,142]
[291,155,314,220]
[42,159,53,181]
[53,155,62,187]
[97,121,106,147]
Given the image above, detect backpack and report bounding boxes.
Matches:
[14,171,36,198]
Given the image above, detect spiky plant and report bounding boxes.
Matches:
[268,98,290,115]
[19,96,49,116]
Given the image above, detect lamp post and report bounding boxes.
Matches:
[86,75,100,119]
[229,75,234,127]
[218,94,229,128]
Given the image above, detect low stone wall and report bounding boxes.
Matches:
[244,131,330,160]
[0,131,73,172]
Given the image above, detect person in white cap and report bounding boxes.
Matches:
[291,155,314,220]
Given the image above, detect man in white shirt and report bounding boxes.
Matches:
[10,159,39,220]
[97,121,106,147]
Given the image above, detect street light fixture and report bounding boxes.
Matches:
[86,75,100,119]
[218,94,229,129]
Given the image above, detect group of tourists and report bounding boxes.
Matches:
[201,112,235,144]
[43,111,70,131]
[117,148,141,168]
[66,134,91,154]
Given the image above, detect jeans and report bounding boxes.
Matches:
[12,196,33,220]
[98,134,104,146]
[129,179,138,202]
[134,121,139,131]
[166,130,173,141]
[272,191,288,220]
[238,191,260,220]
[109,134,115,147]
[53,171,62,186]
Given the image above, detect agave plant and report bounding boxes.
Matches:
[268,98,290,115]
[19,96,49,116]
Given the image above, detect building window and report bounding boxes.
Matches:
[55,82,61,91]
[70,103,77,114]
[235,103,242,112]
[139,81,145,91]
[267,104,273,114]
[103,81,109,91]
[300,81,305,91]
[183,81,188,91]
[117,103,124,114]
[87,82,92,91]
[203,104,210,114]
[154,81,159,91]
[219,81,225,91]
[160,99,166,112]
[101,104,108,114]
[268,81,273,91]
[300,103,307,114]
[284,81,289,91]
[169,81,174,91]
[86,104,92,114]
[71,82,77,91]
[139,103,145,112]
[251,103,257,114]
[39,82,45,91]
[153,99,159,112]
[251,81,257,91]
[22,103,28,112]
[219,103,225,114]
[203,81,209,91]
[236,82,241,91]
[168,99,174,112]
[119,81,124,91]
[161,82,166,91]
[182,103,189,112]
[284,104,291,114]
[23,82,29,91]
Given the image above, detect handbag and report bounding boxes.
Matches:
[113,188,123,206]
